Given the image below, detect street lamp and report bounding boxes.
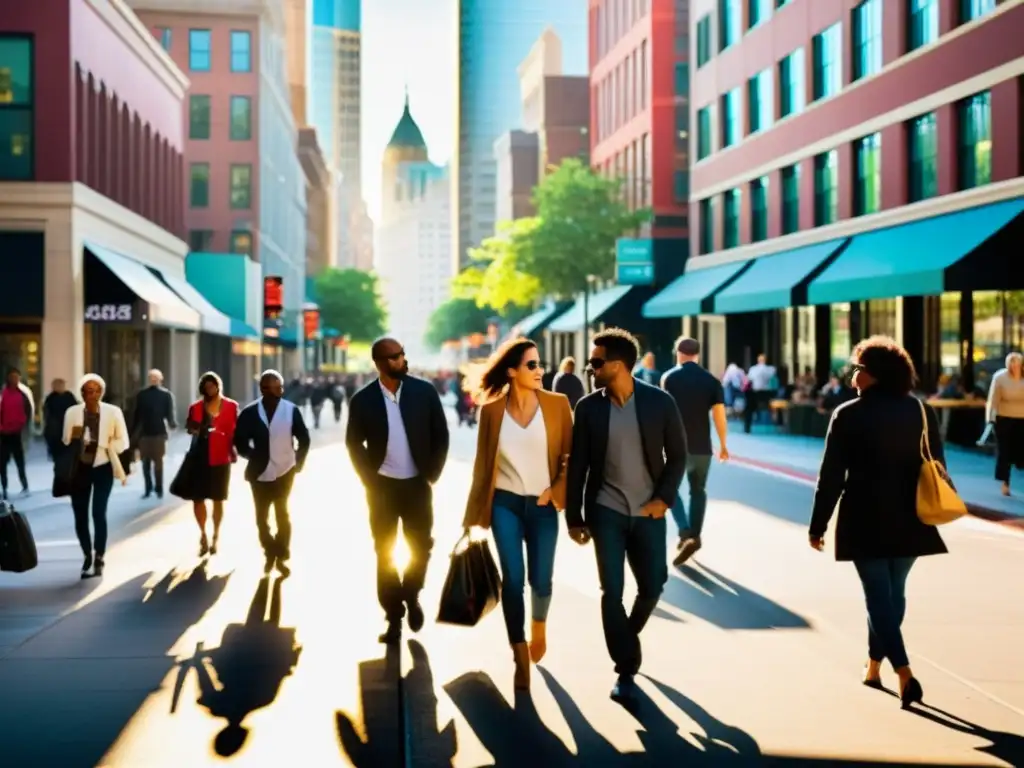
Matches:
[582,274,598,391]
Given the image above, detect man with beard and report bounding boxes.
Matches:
[346,337,450,644]
[565,328,688,703]
[234,370,311,577]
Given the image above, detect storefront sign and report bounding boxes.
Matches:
[264,276,283,319]
[84,303,133,322]
[615,238,655,286]
[303,308,320,340]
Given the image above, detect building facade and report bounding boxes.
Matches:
[454,0,588,271]
[298,126,334,275]
[0,0,207,416]
[377,97,452,359]
[642,0,1023,392]
[494,130,539,222]
[283,0,309,125]
[134,0,306,364]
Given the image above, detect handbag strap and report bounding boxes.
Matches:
[451,532,470,556]
[916,398,934,463]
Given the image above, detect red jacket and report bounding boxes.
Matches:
[188,398,239,466]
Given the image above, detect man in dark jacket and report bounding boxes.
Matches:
[552,356,585,410]
[565,328,687,703]
[346,337,450,645]
[131,369,178,498]
[42,378,77,460]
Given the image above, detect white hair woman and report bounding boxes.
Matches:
[986,352,1024,496]
[62,373,130,578]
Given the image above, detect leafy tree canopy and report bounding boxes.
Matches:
[452,218,543,312]
[313,268,387,343]
[424,298,496,350]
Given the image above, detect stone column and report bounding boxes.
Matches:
[42,216,85,392]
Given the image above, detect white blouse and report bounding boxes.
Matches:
[495,408,550,497]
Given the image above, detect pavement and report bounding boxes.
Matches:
[2,406,1023,767]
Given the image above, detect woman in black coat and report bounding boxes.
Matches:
[809,335,947,710]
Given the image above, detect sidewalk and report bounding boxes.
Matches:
[725,424,1024,524]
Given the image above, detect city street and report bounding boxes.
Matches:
[2,408,1023,767]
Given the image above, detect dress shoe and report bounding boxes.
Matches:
[406,601,425,633]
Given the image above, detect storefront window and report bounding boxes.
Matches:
[974,291,1024,380]
[830,303,851,372]
[0,332,41,422]
[866,298,897,338]
[939,292,961,376]
[797,306,816,377]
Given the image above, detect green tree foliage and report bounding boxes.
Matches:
[313,268,387,343]
[424,298,495,350]
[452,218,543,311]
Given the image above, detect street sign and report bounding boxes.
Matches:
[616,238,655,285]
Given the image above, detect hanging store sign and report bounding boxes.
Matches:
[84,303,133,322]
[303,308,320,340]
[264,276,283,319]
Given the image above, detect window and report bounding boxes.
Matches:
[230,95,251,140]
[697,106,713,160]
[696,15,713,67]
[958,91,992,190]
[674,171,689,203]
[812,23,842,100]
[188,230,213,252]
[189,29,211,71]
[674,63,689,95]
[908,0,939,50]
[813,150,838,226]
[0,36,33,180]
[719,0,740,51]
[721,88,741,148]
[750,177,768,242]
[908,113,938,202]
[722,189,741,248]
[230,31,251,73]
[779,48,805,118]
[675,105,688,149]
[700,198,714,254]
[852,0,882,81]
[781,164,800,234]
[747,68,773,134]
[230,230,252,256]
[961,0,996,23]
[776,0,792,6]
[853,132,881,216]
[230,163,252,209]
[190,163,210,207]
[156,27,172,52]
[749,0,771,28]
[189,95,210,139]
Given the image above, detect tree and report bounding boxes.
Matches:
[424,298,495,350]
[313,267,387,343]
[452,218,543,311]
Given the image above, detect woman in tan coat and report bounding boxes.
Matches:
[464,338,573,690]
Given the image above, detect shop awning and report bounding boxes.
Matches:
[713,238,850,314]
[549,285,633,333]
[230,317,260,341]
[157,270,233,336]
[511,302,569,338]
[807,197,1024,305]
[642,260,751,318]
[85,243,200,330]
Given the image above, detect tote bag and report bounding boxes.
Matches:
[916,399,967,526]
[436,534,501,627]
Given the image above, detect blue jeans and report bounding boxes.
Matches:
[853,557,917,669]
[589,504,668,676]
[71,463,114,558]
[490,489,559,644]
[670,454,713,538]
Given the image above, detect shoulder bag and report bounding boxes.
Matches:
[916,399,967,525]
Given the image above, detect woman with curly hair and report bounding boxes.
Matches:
[809,335,948,709]
[172,372,239,556]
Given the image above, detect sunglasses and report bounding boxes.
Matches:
[376,350,405,362]
[586,358,608,370]
[523,360,544,371]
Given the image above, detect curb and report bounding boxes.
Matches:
[729,455,1024,531]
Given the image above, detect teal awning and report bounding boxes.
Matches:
[158,270,233,336]
[230,318,259,340]
[642,260,750,318]
[511,302,568,338]
[808,198,1024,305]
[549,285,633,333]
[713,238,850,314]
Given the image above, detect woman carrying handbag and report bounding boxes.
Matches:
[462,338,573,691]
[61,373,131,579]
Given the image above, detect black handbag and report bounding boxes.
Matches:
[52,439,82,498]
[0,501,38,573]
[169,450,196,500]
[436,534,502,627]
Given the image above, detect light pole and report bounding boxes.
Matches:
[582,274,598,391]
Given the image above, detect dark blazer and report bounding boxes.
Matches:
[565,379,688,529]
[346,375,450,487]
[132,385,177,438]
[552,371,585,410]
[810,388,948,561]
[233,398,311,483]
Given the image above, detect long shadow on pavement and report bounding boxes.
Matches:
[172,574,301,757]
[903,700,1024,767]
[661,563,810,630]
[0,562,230,768]
[705,462,814,527]
[336,642,403,767]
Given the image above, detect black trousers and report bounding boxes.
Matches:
[995,416,1024,484]
[367,475,433,621]
[0,433,27,492]
[251,470,296,561]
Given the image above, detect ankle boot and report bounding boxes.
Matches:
[512,641,531,690]
[529,619,547,663]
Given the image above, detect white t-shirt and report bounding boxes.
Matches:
[747,363,777,391]
[495,408,550,497]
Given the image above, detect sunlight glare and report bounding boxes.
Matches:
[391,534,411,575]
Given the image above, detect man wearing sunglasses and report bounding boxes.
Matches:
[346,336,451,645]
[565,328,688,703]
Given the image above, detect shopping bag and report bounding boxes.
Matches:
[915,399,967,526]
[436,534,501,627]
[169,450,197,500]
[0,501,39,573]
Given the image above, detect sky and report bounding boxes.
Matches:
[361,0,455,222]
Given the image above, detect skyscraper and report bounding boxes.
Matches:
[454,0,587,272]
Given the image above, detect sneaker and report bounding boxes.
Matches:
[610,675,637,703]
[673,536,702,567]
